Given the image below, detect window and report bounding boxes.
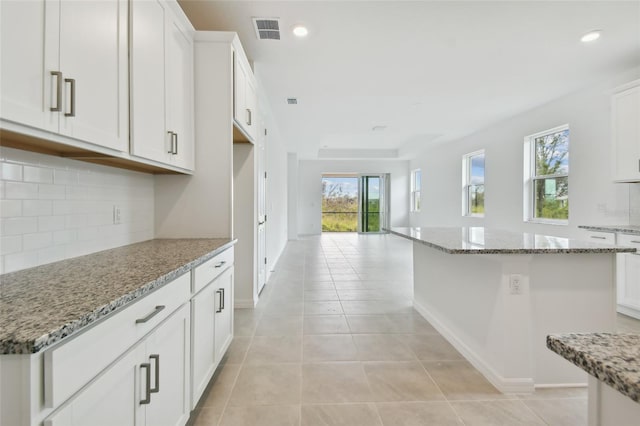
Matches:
[410,169,421,212]
[524,125,569,223]
[462,150,485,216]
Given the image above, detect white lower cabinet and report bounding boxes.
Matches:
[191,264,234,408]
[45,303,190,426]
[616,234,640,319]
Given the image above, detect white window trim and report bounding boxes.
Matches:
[462,149,485,217]
[410,168,421,212]
[523,124,569,225]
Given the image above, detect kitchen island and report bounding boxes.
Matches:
[548,333,640,426]
[389,227,636,393]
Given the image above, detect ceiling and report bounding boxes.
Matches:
[178,1,640,159]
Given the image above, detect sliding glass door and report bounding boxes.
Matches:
[358,174,390,233]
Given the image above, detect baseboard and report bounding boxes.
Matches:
[617,304,640,320]
[234,298,256,309]
[413,300,535,394]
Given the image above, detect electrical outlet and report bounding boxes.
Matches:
[113,205,122,225]
[509,274,523,295]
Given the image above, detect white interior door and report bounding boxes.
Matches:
[257,126,267,294]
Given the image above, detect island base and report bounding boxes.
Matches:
[412,242,617,393]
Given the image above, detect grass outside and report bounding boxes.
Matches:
[322,213,358,232]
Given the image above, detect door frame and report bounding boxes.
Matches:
[357,173,390,234]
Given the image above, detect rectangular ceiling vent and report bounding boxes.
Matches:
[287,98,298,105]
[253,17,281,40]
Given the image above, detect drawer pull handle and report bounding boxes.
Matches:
[214,261,226,269]
[216,290,223,313]
[140,363,151,404]
[136,305,165,324]
[590,236,606,240]
[630,240,640,244]
[149,354,160,393]
[220,287,225,310]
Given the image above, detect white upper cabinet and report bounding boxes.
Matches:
[0,0,58,132]
[131,0,194,171]
[166,15,194,170]
[612,82,640,182]
[1,0,128,152]
[233,52,257,142]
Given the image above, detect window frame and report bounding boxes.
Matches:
[523,124,570,225]
[462,149,485,217]
[410,169,421,212]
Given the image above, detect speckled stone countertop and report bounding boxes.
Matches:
[547,333,640,404]
[0,238,235,355]
[579,225,640,236]
[388,227,637,254]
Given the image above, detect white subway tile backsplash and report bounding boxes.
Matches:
[23,232,53,251]
[0,147,155,273]
[0,200,22,217]
[0,162,23,181]
[23,165,54,183]
[38,184,66,200]
[2,217,38,235]
[1,235,22,255]
[23,200,53,216]
[54,169,78,185]
[38,216,66,232]
[5,181,38,199]
[53,229,77,245]
[3,251,39,273]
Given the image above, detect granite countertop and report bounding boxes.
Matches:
[388,227,638,255]
[579,225,640,236]
[547,333,640,404]
[0,238,235,355]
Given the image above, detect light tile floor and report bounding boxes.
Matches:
[189,233,640,426]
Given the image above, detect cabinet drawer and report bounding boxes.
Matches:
[44,272,190,409]
[617,233,640,253]
[584,231,616,244]
[193,247,234,294]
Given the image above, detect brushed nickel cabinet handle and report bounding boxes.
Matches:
[630,240,640,244]
[173,132,178,155]
[167,131,174,153]
[50,71,62,112]
[590,236,606,240]
[149,354,160,393]
[214,261,226,268]
[140,363,151,404]
[220,287,225,310]
[216,290,223,313]
[136,305,165,324]
[246,108,252,126]
[64,78,75,117]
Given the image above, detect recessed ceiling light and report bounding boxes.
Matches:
[372,126,387,132]
[581,30,602,43]
[292,25,308,37]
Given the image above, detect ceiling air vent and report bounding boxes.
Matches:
[253,17,281,40]
[287,98,298,105]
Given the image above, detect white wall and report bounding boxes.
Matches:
[630,183,640,225]
[287,153,299,240]
[0,147,154,274]
[296,159,410,236]
[410,68,640,238]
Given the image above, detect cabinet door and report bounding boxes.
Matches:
[233,55,248,131]
[144,304,190,426]
[0,0,59,132]
[245,76,258,141]
[612,86,640,182]
[617,253,640,318]
[44,344,144,426]
[214,268,234,363]
[166,14,194,170]
[130,0,170,164]
[191,284,217,408]
[57,0,128,152]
